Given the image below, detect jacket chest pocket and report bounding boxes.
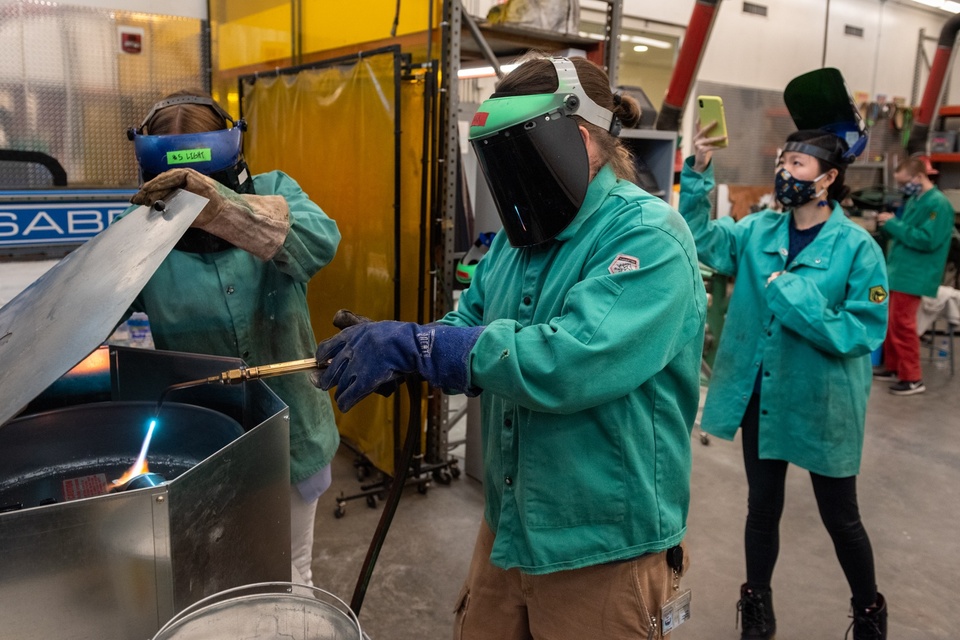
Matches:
[788,262,845,306]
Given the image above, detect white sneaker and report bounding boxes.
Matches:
[889,380,926,396]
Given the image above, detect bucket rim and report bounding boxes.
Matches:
[152,581,362,640]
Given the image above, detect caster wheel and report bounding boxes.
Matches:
[417,481,430,495]
[334,503,346,519]
[366,494,377,509]
[432,469,452,485]
[700,434,710,445]
[450,465,461,479]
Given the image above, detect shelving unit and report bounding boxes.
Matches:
[931,106,960,194]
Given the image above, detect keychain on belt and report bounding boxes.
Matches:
[659,545,692,636]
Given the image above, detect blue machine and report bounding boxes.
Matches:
[0,150,135,257]
[0,189,136,255]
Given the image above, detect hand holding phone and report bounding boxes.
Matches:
[693,96,730,172]
[697,96,729,147]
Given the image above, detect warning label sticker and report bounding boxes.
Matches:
[63,473,109,501]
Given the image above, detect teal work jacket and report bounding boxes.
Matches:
[127,170,341,483]
[441,164,706,574]
[679,159,888,477]
[883,186,954,297]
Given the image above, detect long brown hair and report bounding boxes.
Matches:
[143,89,227,135]
[495,56,642,183]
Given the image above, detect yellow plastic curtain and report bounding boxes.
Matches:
[242,51,429,474]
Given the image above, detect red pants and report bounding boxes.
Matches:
[883,290,923,381]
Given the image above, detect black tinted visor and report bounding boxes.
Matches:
[471,113,589,247]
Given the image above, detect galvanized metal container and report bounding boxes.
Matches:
[0,347,292,640]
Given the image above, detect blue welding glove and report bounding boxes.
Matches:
[311,309,402,399]
[313,318,484,412]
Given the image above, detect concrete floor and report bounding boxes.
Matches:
[310,355,960,640]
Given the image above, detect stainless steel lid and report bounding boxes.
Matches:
[0,190,208,427]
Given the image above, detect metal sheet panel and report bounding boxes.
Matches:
[169,409,291,612]
[0,190,207,427]
[0,485,167,639]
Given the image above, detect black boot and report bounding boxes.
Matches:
[737,583,776,639]
[847,593,887,640]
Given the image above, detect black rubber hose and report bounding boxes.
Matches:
[349,375,423,616]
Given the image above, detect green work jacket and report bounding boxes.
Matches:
[883,186,954,297]
[679,159,887,477]
[127,170,341,483]
[441,164,706,575]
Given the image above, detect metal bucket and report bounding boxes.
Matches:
[152,582,364,640]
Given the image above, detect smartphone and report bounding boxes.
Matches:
[697,95,729,147]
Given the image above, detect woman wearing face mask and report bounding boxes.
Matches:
[679,122,889,640]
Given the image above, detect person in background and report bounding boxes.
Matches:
[873,156,955,395]
[313,56,705,639]
[681,120,888,640]
[125,90,341,586]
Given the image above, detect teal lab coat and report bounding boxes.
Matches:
[679,159,887,478]
[883,186,955,297]
[440,165,706,574]
[128,170,341,483]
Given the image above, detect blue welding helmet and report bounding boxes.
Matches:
[127,95,254,194]
[783,68,868,162]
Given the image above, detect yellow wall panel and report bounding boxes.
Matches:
[215,4,292,70]
[301,0,441,54]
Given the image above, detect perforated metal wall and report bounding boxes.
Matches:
[0,1,203,188]
[695,80,906,191]
[693,81,795,188]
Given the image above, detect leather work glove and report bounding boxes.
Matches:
[313,311,485,412]
[131,167,290,260]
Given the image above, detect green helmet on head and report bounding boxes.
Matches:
[468,57,619,248]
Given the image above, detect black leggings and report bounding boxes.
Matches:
[741,395,878,609]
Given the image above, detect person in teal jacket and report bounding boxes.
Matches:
[874,156,955,395]
[125,91,341,587]
[313,57,705,639]
[681,122,888,639]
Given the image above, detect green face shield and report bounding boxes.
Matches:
[468,58,618,247]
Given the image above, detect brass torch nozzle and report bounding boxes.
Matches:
[212,357,327,385]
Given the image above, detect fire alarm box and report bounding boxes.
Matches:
[119,26,144,54]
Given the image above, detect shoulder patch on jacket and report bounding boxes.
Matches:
[869,285,887,303]
[608,254,640,274]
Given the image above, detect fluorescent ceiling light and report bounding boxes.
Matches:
[912,0,960,10]
[913,0,943,5]
[633,45,649,53]
[458,63,520,79]
[577,32,672,48]
[626,35,672,49]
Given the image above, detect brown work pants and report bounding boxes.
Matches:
[453,522,688,640]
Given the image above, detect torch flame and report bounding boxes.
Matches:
[110,418,157,491]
